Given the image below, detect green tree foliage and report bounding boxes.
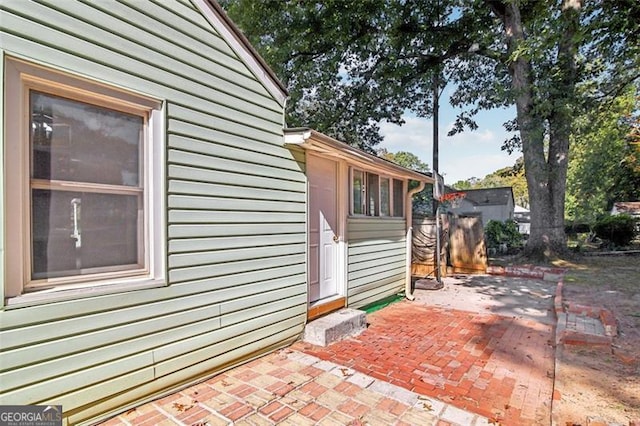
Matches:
[452,157,528,207]
[451,179,474,190]
[220,0,467,150]
[377,149,430,173]
[485,219,524,250]
[221,0,640,258]
[566,89,640,223]
[612,106,640,204]
[377,149,433,214]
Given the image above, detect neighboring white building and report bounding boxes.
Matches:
[514,205,531,235]
[611,202,640,233]
[611,201,640,218]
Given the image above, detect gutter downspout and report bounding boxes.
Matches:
[405,180,426,301]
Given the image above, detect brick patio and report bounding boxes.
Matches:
[293,302,555,425]
[99,349,490,425]
[99,298,552,426]
[97,272,566,426]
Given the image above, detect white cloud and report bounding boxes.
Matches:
[441,153,516,183]
[379,114,517,184]
[444,122,495,144]
[378,117,434,156]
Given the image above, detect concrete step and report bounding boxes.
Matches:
[303,308,367,347]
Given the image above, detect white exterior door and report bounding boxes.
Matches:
[308,155,339,303]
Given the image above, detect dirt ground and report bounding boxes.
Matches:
[553,255,640,425]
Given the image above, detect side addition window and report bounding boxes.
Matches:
[392,179,404,217]
[352,169,365,215]
[350,168,405,218]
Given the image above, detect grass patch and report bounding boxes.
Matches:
[559,256,640,294]
[361,293,404,314]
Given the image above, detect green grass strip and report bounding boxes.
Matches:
[361,293,404,314]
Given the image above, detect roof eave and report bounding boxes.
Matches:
[284,128,433,183]
[195,0,288,106]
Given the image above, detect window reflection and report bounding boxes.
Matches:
[353,170,364,215]
[351,169,405,218]
[380,178,390,216]
[30,91,142,186]
[30,91,144,280]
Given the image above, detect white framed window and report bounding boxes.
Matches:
[4,57,165,302]
[367,173,379,215]
[350,168,405,217]
[380,177,390,216]
[352,169,365,215]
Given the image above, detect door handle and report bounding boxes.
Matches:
[333,235,339,242]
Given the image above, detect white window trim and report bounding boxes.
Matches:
[3,57,166,307]
[349,167,406,218]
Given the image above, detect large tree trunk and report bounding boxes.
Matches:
[494,0,581,259]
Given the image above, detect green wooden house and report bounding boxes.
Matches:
[0,1,431,424]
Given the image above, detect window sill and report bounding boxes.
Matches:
[348,215,406,220]
[4,277,167,309]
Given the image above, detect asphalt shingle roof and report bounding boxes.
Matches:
[457,187,514,206]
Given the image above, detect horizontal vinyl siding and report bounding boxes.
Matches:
[347,218,407,308]
[67,315,302,425]
[0,1,305,424]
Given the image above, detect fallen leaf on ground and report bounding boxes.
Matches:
[172,402,194,412]
[340,368,353,376]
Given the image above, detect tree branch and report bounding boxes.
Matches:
[596,71,640,101]
[475,46,508,62]
[484,0,507,21]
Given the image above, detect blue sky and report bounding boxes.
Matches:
[378,102,520,184]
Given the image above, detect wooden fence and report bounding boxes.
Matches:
[412,215,487,277]
[448,216,488,274]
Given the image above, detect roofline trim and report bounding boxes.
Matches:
[195,0,288,106]
[285,128,433,183]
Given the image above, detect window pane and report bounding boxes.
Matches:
[380,178,390,216]
[30,91,142,186]
[367,173,379,216]
[393,179,404,217]
[32,189,140,279]
[352,169,364,214]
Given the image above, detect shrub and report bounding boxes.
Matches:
[592,214,636,247]
[565,221,591,235]
[485,219,524,250]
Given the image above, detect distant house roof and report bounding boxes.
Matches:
[611,202,640,216]
[457,187,514,207]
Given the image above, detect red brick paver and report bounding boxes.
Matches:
[293,302,555,425]
[101,290,558,425]
[100,345,489,425]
